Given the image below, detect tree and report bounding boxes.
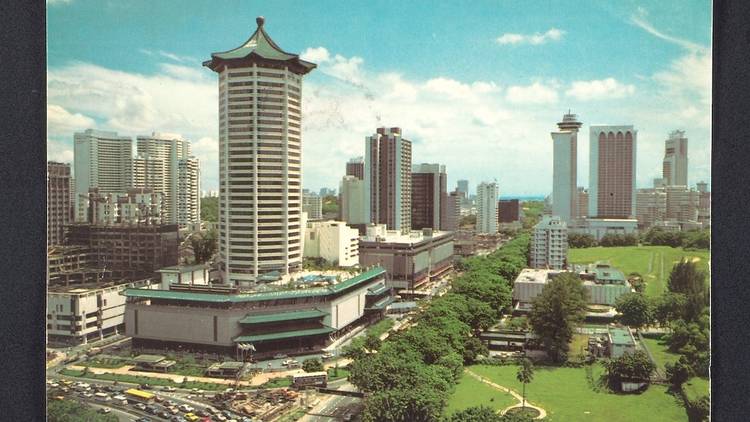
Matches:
[506,316,529,331]
[665,356,692,387]
[516,357,534,410]
[568,233,597,248]
[462,337,488,365]
[615,293,653,329]
[364,333,382,352]
[191,229,217,264]
[651,293,687,326]
[302,358,324,373]
[447,406,534,422]
[603,351,655,392]
[667,260,708,322]
[48,399,119,422]
[529,272,588,362]
[200,196,218,222]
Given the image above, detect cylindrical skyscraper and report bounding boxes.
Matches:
[551,111,582,224]
[204,17,316,286]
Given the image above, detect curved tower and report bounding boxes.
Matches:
[204,17,316,286]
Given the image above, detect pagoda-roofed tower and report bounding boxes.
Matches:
[204,17,316,286]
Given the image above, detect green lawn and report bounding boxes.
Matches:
[459,364,688,422]
[444,370,518,416]
[683,377,709,401]
[640,335,680,370]
[569,334,589,360]
[568,246,710,297]
[60,368,228,391]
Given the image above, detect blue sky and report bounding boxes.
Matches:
[47,0,712,196]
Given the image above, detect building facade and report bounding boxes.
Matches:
[48,162,73,247]
[303,220,360,267]
[177,157,201,227]
[635,187,667,229]
[456,180,469,199]
[346,156,365,180]
[358,226,454,290]
[663,130,688,187]
[411,163,447,230]
[440,190,461,231]
[340,175,368,225]
[588,125,637,219]
[576,187,589,219]
[530,215,568,270]
[303,192,323,220]
[204,17,317,285]
[364,127,412,234]
[498,199,521,223]
[551,112,582,224]
[82,188,164,226]
[475,181,499,234]
[73,129,134,221]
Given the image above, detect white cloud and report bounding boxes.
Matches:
[505,82,558,104]
[47,104,96,136]
[565,78,636,101]
[301,47,331,64]
[496,28,565,45]
[630,8,706,52]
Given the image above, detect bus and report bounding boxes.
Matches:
[292,372,328,388]
[124,388,155,404]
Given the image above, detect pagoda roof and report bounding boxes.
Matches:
[203,16,316,74]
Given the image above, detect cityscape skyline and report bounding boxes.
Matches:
[47,1,711,196]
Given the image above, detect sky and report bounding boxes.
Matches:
[47,0,712,196]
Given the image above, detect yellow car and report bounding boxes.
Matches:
[184,413,200,422]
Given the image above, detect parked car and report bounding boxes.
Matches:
[183,413,200,422]
[158,410,171,419]
[134,403,147,411]
[162,386,177,392]
[139,383,152,390]
[145,405,159,414]
[98,407,111,414]
[195,409,210,417]
[273,353,288,359]
[167,406,180,415]
[321,352,334,360]
[178,404,194,412]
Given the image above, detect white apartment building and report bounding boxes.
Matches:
[340,175,368,225]
[475,181,499,234]
[204,17,316,285]
[303,192,323,220]
[364,127,412,234]
[303,220,360,267]
[79,188,164,226]
[73,129,133,221]
[551,112,582,224]
[47,278,160,345]
[135,133,200,227]
[530,215,568,270]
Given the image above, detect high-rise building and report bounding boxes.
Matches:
[665,186,699,222]
[663,130,688,186]
[696,181,711,227]
[440,190,461,231]
[635,187,667,229]
[588,125,637,219]
[475,181,499,234]
[456,180,469,199]
[576,187,588,219]
[340,175,368,225]
[551,112,582,223]
[204,16,317,285]
[411,163,447,230]
[48,162,73,247]
[364,127,412,233]
[498,199,521,223]
[346,157,365,180]
[530,215,568,270]
[134,133,201,227]
[84,187,164,226]
[303,192,323,220]
[73,129,133,221]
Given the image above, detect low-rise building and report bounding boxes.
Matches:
[158,264,211,286]
[47,278,160,345]
[303,220,360,267]
[574,218,638,241]
[358,225,454,290]
[123,267,392,358]
[608,327,637,358]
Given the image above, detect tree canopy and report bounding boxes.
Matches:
[615,293,653,329]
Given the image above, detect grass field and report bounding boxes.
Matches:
[640,335,681,371]
[683,377,710,401]
[452,364,688,422]
[568,246,710,297]
[444,370,518,416]
[569,334,589,360]
[60,368,229,391]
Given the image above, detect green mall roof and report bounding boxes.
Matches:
[123,266,386,303]
[233,326,335,343]
[238,309,327,325]
[203,16,316,74]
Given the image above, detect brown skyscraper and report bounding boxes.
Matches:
[411,163,447,230]
[346,157,365,180]
[364,127,412,233]
[48,162,73,247]
[589,125,637,219]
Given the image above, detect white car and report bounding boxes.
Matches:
[273,353,288,359]
[321,352,334,359]
[98,407,111,414]
[178,404,194,412]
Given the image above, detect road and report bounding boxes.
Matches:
[299,380,363,422]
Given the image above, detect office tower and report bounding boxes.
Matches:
[589,125,637,218]
[498,199,521,223]
[340,175,367,225]
[551,112,582,223]
[576,187,588,219]
[456,179,469,199]
[475,181,499,234]
[665,186,699,222]
[48,162,73,246]
[635,187,667,229]
[204,16,317,285]
[696,181,711,226]
[663,130,688,186]
[134,133,200,227]
[346,157,365,180]
[303,192,323,220]
[530,215,568,270]
[411,163,447,230]
[441,190,461,231]
[364,127,412,233]
[73,129,133,221]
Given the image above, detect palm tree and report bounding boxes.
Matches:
[516,357,534,410]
